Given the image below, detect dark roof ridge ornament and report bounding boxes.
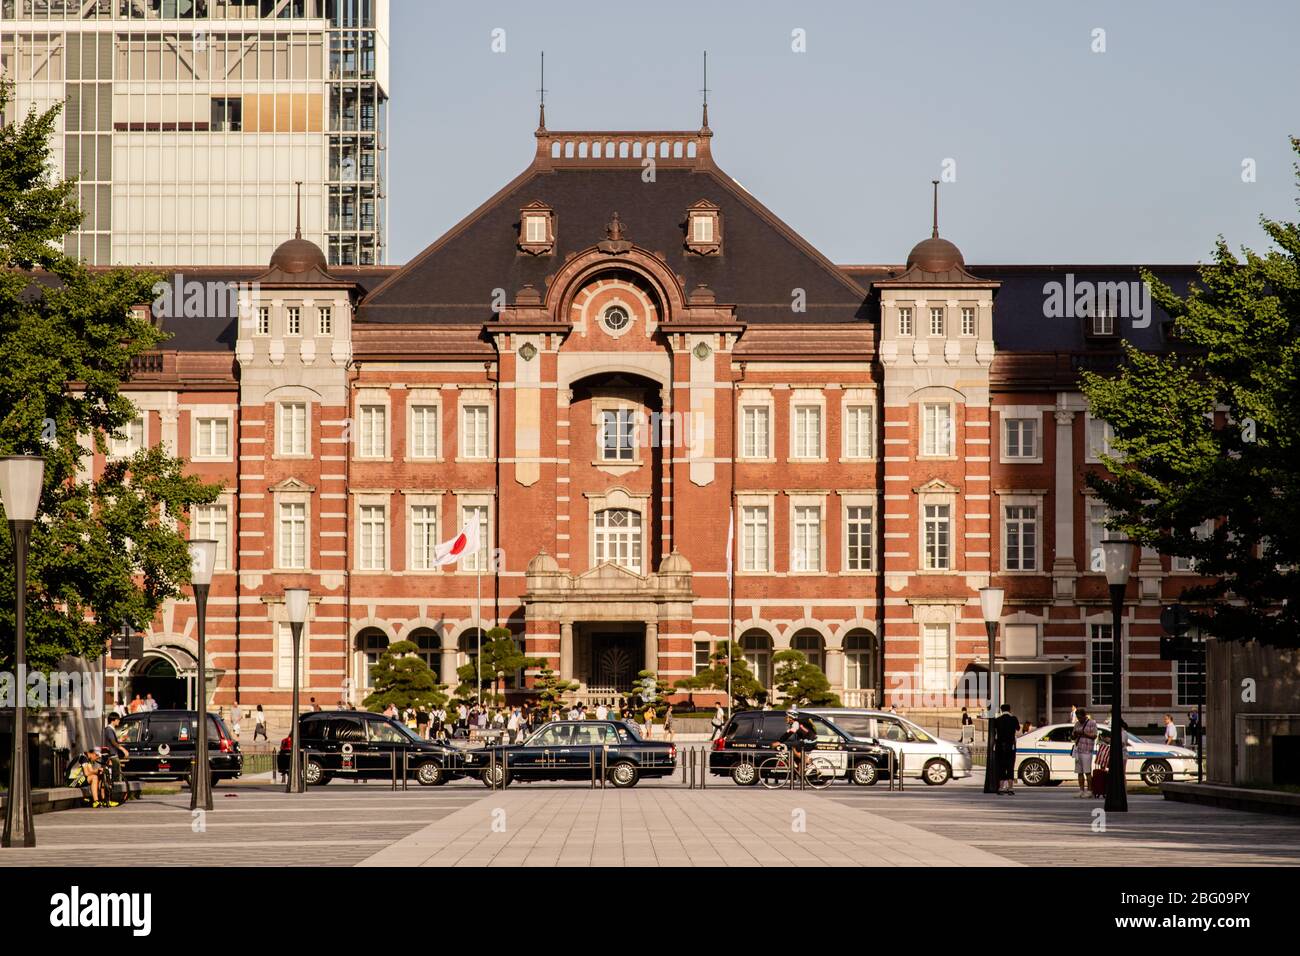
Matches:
[537,51,547,132]
[701,50,710,132]
[597,212,633,254]
[931,179,939,239]
[295,180,303,239]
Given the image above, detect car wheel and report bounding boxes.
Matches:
[608,761,639,788]
[1018,758,1050,787]
[304,759,326,786]
[1142,759,1172,786]
[415,761,444,787]
[481,764,510,789]
[731,762,759,787]
[851,760,879,786]
[922,759,952,786]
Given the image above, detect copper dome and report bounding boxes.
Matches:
[268,236,328,275]
[906,236,965,273]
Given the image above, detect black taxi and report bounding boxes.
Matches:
[115,709,243,783]
[708,710,891,786]
[474,719,676,788]
[276,710,470,786]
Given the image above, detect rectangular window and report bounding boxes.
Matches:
[792,406,822,459]
[278,402,307,456]
[358,504,386,570]
[922,624,950,692]
[740,505,770,572]
[1004,504,1038,571]
[898,306,913,336]
[846,505,873,571]
[286,306,301,336]
[278,502,307,569]
[211,96,242,132]
[256,306,270,335]
[524,215,547,243]
[599,408,635,461]
[1091,309,1115,336]
[460,505,490,571]
[195,417,229,459]
[740,406,770,458]
[461,404,489,459]
[844,405,873,459]
[961,307,976,336]
[924,504,951,570]
[1176,638,1206,707]
[192,505,228,571]
[357,404,386,458]
[109,415,145,457]
[1087,501,1111,563]
[410,505,438,571]
[1004,417,1039,459]
[792,505,822,572]
[317,306,332,336]
[929,307,945,336]
[922,403,953,456]
[410,405,439,458]
[694,640,712,675]
[692,215,714,243]
[1087,415,1114,461]
[276,622,307,690]
[1090,624,1114,706]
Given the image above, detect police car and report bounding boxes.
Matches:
[1014,722,1197,787]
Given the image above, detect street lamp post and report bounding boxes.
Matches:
[1101,538,1132,813]
[284,588,309,794]
[979,586,1005,795]
[187,539,217,812]
[1,455,45,849]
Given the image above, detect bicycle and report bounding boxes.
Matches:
[759,743,835,791]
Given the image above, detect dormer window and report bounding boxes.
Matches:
[518,201,554,255]
[685,200,721,255]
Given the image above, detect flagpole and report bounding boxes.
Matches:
[726,505,734,721]
[476,559,482,708]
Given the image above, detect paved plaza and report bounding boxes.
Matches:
[3,775,1298,867]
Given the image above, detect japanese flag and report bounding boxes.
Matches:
[434,519,480,567]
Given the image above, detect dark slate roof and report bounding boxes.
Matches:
[360,161,870,326]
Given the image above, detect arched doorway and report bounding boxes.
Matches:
[843,629,878,695]
[129,654,187,709]
[791,629,825,673]
[356,628,388,691]
[740,629,774,688]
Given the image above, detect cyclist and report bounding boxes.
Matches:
[103,712,129,793]
[777,709,818,774]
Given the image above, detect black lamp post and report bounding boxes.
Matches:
[979,586,1004,795]
[1,455,45,849]
[1101,538,1132,813]
[284,588,309,794]
[188,539,217,812]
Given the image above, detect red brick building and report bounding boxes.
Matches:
[104,117,1207,731]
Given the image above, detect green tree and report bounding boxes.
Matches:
[362,640,447,712]
[772,648,841,707]
[674,641,767,709]
[0,82,222,672]
[453,627,541,703]
[1080,136,1300,647]
[530,665,577,717]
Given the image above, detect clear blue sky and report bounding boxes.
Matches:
[387,0,1299,267]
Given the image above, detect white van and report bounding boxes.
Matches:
[804,708,974,785]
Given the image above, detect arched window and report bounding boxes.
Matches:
[410,628,440,675]
[843,629,877,690]
[740,629,774,688]
[357,628,388,688]
[593,508,642,572]
[791,629,824,673]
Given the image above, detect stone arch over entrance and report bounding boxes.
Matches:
[738,626,776,689]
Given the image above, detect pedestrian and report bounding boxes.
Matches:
[992,702,1019,795]
[710,703,725,741]
[642,704,655,739]
[253,704,268,741]
[145,692,158,711]
[1070,707,1098,798]
[230,700,242,739]
[1068,704,1078,727]
[1091,735,1111,799]
[456,703,468,732]
[416,708,429,737]
[310,697,323,712]
[507,707,521,744]
[1163,713,1178,747]
[663,703,675,742]
[128,694,144,714]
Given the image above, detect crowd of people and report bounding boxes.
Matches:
[366,698,693,743]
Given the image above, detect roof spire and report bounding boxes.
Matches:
[700,50,710,130]
[931,179,939,239]
[537,51,547,131]
[294,180,303,239]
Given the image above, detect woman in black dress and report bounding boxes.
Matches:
[992,703,1020,795]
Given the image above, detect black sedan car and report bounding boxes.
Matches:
[474,719,675,788]
[276,710,470,786]
[708,710,892,786]
[115,709,243,783]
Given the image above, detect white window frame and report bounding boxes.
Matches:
[317,305,332,336]
[922,502,952,571]
[1003,501,1040,572]
[739,402,773,460]
[192,501,230,571]
[1001,414,1042,462]
[789,497,825,573]
[842,496,875,573]
[524,214,548,243]
[457,499,492,573]
[599,407,637,462]
[276,401,309,458]
[692,214,714,243]
[356,402,388,459]
[108,413,146,459]
[842,398,874,461]
[921,402,955,458]
[192,413,232,462]
[921,624,951,693]
[960,306,976,336]
[1089,623,1115,707]
[286,305,302,336]
[592,507,644,574]
[406,389,442,461]
[1086,499,1113,569]
[738,500,773,573]
[356,499,388,572]
[459,401,491,460]
[1085,412,1115,463]
[256,306,270,336]
[929,306,945,337]
[276,620,309,690]
[277,500,308,570]
[407,498,440,572]
[789,394,825,461]
[898,306,913,336]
